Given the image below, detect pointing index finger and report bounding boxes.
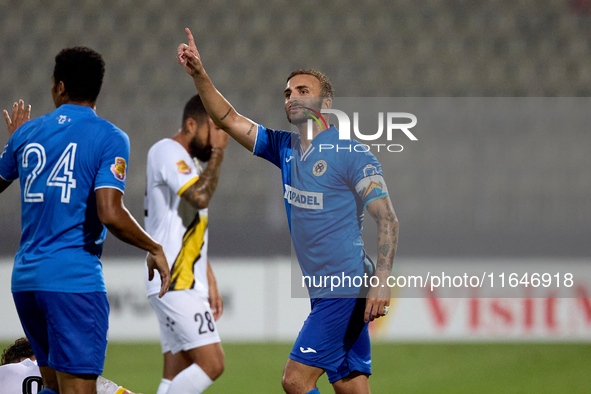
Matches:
[185,27,195,47]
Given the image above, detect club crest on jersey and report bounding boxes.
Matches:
[313,160,327,176]
[363,164,378,177]
[176,160,192,175]
[110,157,127,181]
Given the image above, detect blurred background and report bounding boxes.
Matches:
[1,0,590,258]
[1,1,590,393]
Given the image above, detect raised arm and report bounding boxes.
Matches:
[96,188,170,297]
[181,123,228,209]
[364,195,399,322]
[177,28,257,152]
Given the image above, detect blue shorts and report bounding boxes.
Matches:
[13,291,109,375]
[289,297,372,383]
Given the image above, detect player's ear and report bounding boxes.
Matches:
[184,117,197,134]
[51,77,66,96]
[57,81,66,96]
[322,97,332,109]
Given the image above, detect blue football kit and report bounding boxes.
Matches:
[254,124,389,381]
[0,104,129,375]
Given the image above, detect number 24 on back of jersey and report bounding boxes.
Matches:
[22,142,77,203]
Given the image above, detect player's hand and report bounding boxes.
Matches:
[147,245,171,298]
[364,285,391,322]
[177,27,204,77]
[208,283,223,321]
[209,121,229,150]
[3,99,31,136]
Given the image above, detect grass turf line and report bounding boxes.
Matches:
[2,342,590,393]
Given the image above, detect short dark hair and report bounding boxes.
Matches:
[286,69,334,98]
[1,337,34,365]
[53,47,105,102]
[182,94,209,126]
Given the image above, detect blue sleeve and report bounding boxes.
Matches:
[0,137,18,181]
[253,124,292,168]
[94,128,130,193]
[347,143,389,209]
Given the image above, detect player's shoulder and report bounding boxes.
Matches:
[11,112,51,140]
[89,115,129,141]
[258,125,298,153]
[323,130,382,177]
[0,359,40,391]
[0,358,38,373]
[148,138,185,157]
[258,124,296,140]
[323,127,378,159]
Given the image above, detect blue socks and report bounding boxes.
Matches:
[307,389,321,394]
[38,390,59,394]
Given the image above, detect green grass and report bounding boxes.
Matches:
[3,342,591,393]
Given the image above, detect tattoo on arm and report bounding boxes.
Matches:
[246,123,254,135]
[182,150,224,209]
[374,201,399,273]
[220,108,231,121]
[377,258,390,272]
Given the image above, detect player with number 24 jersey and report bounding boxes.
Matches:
[0,103,129,293]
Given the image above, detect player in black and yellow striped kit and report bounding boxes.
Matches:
[144,95,228,394]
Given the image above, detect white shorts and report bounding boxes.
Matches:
[148,290,221,354]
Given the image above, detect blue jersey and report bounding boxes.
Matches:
[0,104,129,293]
[254,125,389,297]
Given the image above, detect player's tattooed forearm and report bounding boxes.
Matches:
[377,257,392,272]
[220,108,232,120]
[183,150,224,209]
[246,123,254,135]
[390,223,398,254]
[376,209,398,271]
[383,204,396,222]
[371,199,398,272]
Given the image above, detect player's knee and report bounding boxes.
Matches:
[203,353,224,381]
[211,357,225,380]
[281,374,295,393]
[281,371,308,394]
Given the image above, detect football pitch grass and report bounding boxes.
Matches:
[3,342,590,393]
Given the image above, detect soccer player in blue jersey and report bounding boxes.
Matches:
[0,47,171,394]
[177,29,398,394]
